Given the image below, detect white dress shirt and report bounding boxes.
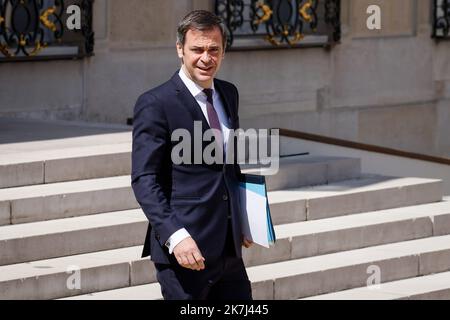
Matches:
[165,67,232,254]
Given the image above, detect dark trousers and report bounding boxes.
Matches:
[154,220,253,300]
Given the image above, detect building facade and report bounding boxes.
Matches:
[1,0,449,158]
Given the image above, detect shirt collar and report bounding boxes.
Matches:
[178,67,215,99]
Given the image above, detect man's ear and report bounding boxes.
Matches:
[176,42,184,59]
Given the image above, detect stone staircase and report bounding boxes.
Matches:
[0,132,449,300]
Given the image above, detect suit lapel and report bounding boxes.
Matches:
[171,72,211,132]
[170,72,238,131]
[214,79,238,130]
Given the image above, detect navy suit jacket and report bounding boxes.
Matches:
[131,71,244,264]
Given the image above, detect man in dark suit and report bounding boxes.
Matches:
[131,10,253,300]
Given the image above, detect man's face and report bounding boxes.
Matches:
[177,26,225,88]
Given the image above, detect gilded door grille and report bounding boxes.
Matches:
[0,0,94,62]
[433,0,450,38]
[215,0,340,50]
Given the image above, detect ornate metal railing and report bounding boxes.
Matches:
[433,0,450,39]
[215,0,340,50]
[0,0,94,62]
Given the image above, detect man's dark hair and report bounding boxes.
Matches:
[177,10,227,50]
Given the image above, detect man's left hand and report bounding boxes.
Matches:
[242,237,253,248]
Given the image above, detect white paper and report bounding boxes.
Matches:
[239,185,270,248]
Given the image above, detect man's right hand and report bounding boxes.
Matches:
[173,237,205,271]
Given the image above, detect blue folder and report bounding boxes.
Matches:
[239,174,276,247]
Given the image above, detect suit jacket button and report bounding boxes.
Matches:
[222,194,228,201]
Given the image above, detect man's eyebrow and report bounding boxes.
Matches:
[190,45,220,49]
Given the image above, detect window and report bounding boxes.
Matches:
[0,0,94,62]
[215,0,341,50]
[433,0,450,39]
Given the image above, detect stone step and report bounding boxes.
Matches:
[0,118,131,153]
[1,137,358,190]
[0,144,131,188]
[244,200,450,266]
[0,155,360,225]
[241,155,361,191]
[269,175,443,224]
[0,176,139,225]
[27,234,450,300]
[248,234,450,299]
[0,174,442,227]
[60,283,163,300]
[0,126,131,189]
[0,246,152,300]
[302,271,450,300]
[3,223,450,300]
[66,270,450,301]
[0,210,147,266]
[2,198,449,267]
